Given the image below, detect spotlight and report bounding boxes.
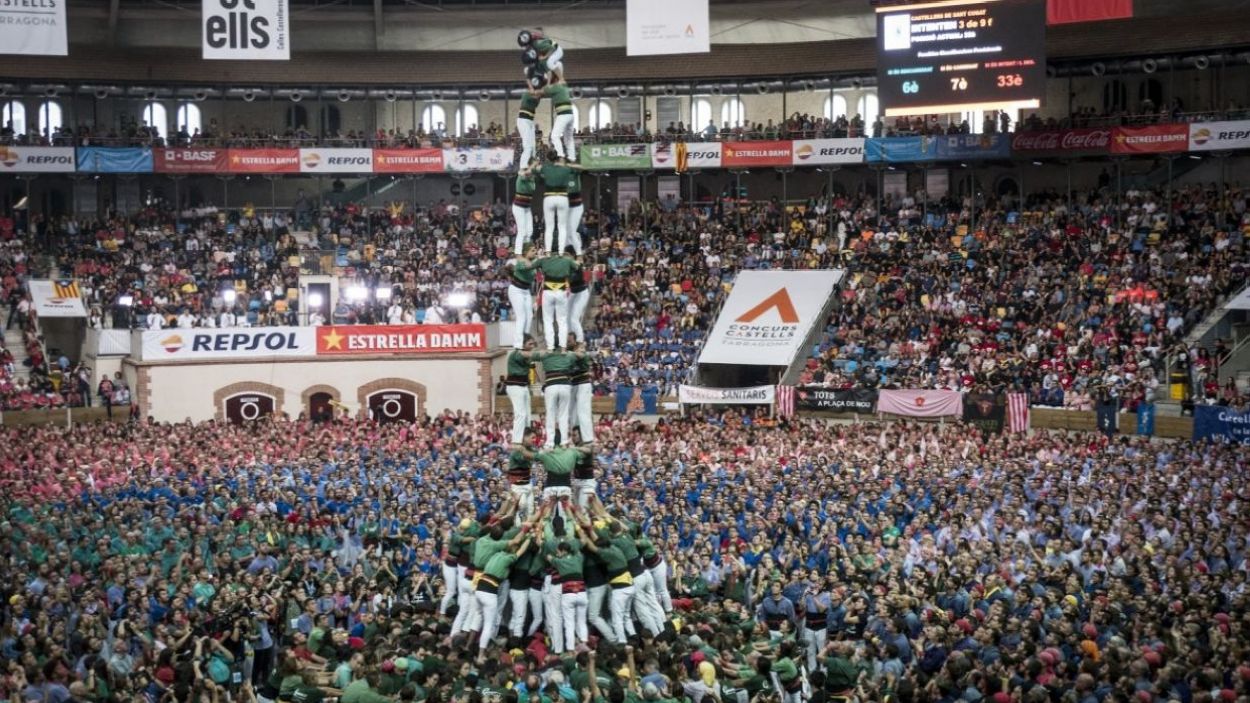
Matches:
[307,292,324,308]
[446,292,471,308]
[375,287,393,301]
[222,289,237,305]
[118,295,134,307]
[345,286,368,302]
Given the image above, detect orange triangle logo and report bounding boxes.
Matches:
[736,288,799,323]
[684,24,694,36]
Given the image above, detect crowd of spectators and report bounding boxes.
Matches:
[1,411,1249,703]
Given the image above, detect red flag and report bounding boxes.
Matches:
[1007,392,1031,433]
[776,385,795,418]
[1047,0,1132,25]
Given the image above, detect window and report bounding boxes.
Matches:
[823,94,848,120]
[421,104,446,134]
[856,92,880,125]
[143,102,168,139]
[587,102,612,130]
[691,99,713,131]
[175,103,201,136]
[319,105,341,135]
[454,104,479,136]
[286,105,308,131]
[1,101,25,136]
[720,98,745,127]
[38,101,62,137]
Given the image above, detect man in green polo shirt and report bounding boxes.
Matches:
[474,532,534,664]
[512,169,538,253]
[548,527,590,652]
[532,154,576,253]
[542,80,575,162]
[531,347,582,445]
[505,337,536,444]
[516,89,542,170]
[535,250,577,351]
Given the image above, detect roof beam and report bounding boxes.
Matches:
[107,0,121,47]
[374,0,384,50]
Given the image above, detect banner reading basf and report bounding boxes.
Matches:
[699,269,844,366]
[795,387,877,413]
[0,146,74,173]
[154,148,228,174]
[722,141,793,168]
[626,0,709,56]
[791,139,865,166]
[0,0,67,56]
[316,324,486,355]
[299,148,373,174]
[227,148,299,173]
[1188,121,1250,152]
[1192,405,1250,444]
[373,148,445,174]
[202,0,289,60]
[678,384,774,405]
[1110,124,1189,155]
[141,327,316,361]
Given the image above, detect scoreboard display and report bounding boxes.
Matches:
[876,0,1046,117]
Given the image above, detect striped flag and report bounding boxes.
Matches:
[1007,392,1030,433]
[53,280,80,299]
[776,385,795,418]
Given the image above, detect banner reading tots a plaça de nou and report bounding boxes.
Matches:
[678,385,775,405]
[1193,405,1250,444]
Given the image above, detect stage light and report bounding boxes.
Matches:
[346,286,368,302]
[308,293,324,308]
[118,295,134,306]
[222,289,237,305]
[375,287,393,301]
[446,292,472,308]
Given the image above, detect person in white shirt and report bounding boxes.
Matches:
[220,309,237,328]
[176,312,195,328]
[309,310,326,327]
[145,311,165,330]
[425,305,444,325]
[387,303,404,325]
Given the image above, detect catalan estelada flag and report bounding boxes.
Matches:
[53,280,81,298]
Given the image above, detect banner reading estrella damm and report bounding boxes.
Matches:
[580,144,652,170]
[316,324,486,355]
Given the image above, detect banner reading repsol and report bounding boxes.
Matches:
[141,327,316,361]
[795,387,877,413]
[202,0,289,61]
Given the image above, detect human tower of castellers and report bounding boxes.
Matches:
[445,29,673,665]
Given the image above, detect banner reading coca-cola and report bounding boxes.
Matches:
[155,148,229,174]
[1110,124,1189,155]
[1010,129,1112,156]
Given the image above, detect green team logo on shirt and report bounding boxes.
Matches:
[581,144,652,170]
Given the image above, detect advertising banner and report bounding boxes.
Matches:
[28,280,86,318]
[299,148,373,174]
[315,324,487,355]
[865,137,938,163]
[0,0,68,56]
[443,147,515,172]
[795,387,877,413]
[721,140,793,167]
[626,0,709,56]
[141,327,316,361]
[616,176,640,211]
[698,269,844,366]
[0,146,75,173]
[1010,129,1112,155]
[962,392,1007,433]
[154,148,228,174]
[1192,405,1250,444]
[678,384,775,405]
[1110,124,1189,154]
[1188,121,1250,152]
[877,389,964,417]
[651,142,722,170]
[935,134,1011,160]
[227,148,300,173]
[202,0,290,61]
[372,148,445,173]
[581,144,652,170]
[76,147,154,174]
[791,139,865,166]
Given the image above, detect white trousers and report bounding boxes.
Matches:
[568,204,584,253]
[508,285,533,348]
[568,290,589,345]
[545,45,564,77]
[649,559,673,614]
[608,584,635,644]
[805,623,827,672]
[551,113,575,162]
[543,195,570,253]
[509,482,535,520]
[543,383,571,448]
[440,563,459,614]
[541,287,569,350]
[508,585,531,639]
[452,566,481,634]
[571,381,594,442]
[475,589,500,651]
[506,384,531,443]
[561,590,589,649]
[630,569,666,636]
[571,477,597,510]
[527,583,545,636]
[543,575,564,653]
[587,584,614,640]
[517,117,536,169]
[512,203,534,254]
